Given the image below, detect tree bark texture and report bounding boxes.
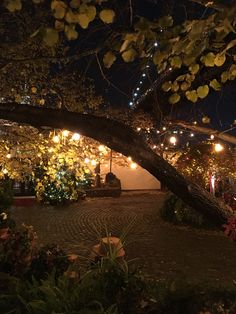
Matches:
[0,103,232,226]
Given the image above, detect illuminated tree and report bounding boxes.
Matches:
[0,0,235,224]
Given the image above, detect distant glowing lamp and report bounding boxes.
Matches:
[52,135,60,143]
[214,143,224,152]
[169,136,177,145]
[72,133,80,141]
[162,126,166,131]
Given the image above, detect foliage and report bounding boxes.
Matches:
[223,215,236,241]
[160,193,214,228]
[0,179,14,211]
[175,142,236,189]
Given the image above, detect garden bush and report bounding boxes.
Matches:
[0,179,14,211]
[160,193,215,228]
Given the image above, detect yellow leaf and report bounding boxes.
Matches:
[69,0,80,8]
[103,51,116,68]
[153,51,165,65]
[5,0,22,12]
[122,48,137,62]
[65,25,78,40]
[99,9,115,24]
[51,1,67,19]
[180,81,191,91]
[55,20,64,31]
[209,79,221,91]
[86,6,96,22]
[168,93,180,104]
[185,90,198,103]
[221,71,229,83]
[161,81,172,92]
[77,14,90,29]
[31,86,37,94]
[197,85,209,99]
[189,64,199,75]
[170,56,182,68]
[201,52,215,67]
[214,53,226,67]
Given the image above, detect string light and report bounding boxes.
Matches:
[98,145,105,152]
[52,135,60,143]
[84,158,90,163]
[62,130,69,137]
[214,143,224,152]
[130,162,137,169]
[6,154,11,159]
[190,133,194,137]
[169,136,177,145]
[72,133,80,141]
[3,169,8,174]
[210,134,214,140]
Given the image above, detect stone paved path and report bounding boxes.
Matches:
[11,192,236,285]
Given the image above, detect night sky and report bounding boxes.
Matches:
[76,0,236,134]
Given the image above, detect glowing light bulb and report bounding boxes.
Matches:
[52,135,60,143]
[127,156,132,161]
[130,162,137,169]
[3,169,8,174]
[84,158,90,163]
[142,73,146,77]
[190,133,194,137]
[98,145,105,152]
[136,87,140,91]
[136,127,141,132]
[62,130,69,137]
[129,102,133,106]
[134,93,138,97]
[214,143,224,152]
[210,134,214,140]
[6,154,11,159]
[91,160,97,166]
[154,42,158,47]
[72,133,80,141]
[169,136,177,145]
[162,127,166,131]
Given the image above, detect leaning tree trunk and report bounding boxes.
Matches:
[0,103,232,226]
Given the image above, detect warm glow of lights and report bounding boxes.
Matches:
[210,134,214,140]
[52,135,60,143]
[136,127,141,132]
[193,121,197,125]
[62,130,69,137]
[84,158,90,163]
[190,133,194,137]
[3,169,8,174]
[127,156,132,161]
[98,145,105,152]
[153,145,157,149]
[91,160,97,166]
[169,136,177,145]
[6,154,11,159]
[162,127,166,131]
[130,162,137,169]
[72,133,80,141]
[214,143,224,152]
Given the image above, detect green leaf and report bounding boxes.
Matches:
[189,64,199,75]
[121,48,137,62]
[103,51,116,68]
[209,79,221,91]
[161,81,172,92]
[43,28,59,47]
[197,85,209,99]
[99,9,115,24]
[185,90,198,103]
[201,52,215,67]
[5,0,22,12]
[170,56,182,68]
[214,53,226,67]
[168,93,180,104]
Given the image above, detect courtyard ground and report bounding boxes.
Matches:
[11,191,236,286]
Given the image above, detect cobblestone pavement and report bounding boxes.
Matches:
[12,191,236,285]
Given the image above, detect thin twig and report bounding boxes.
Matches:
[129,0,133,27]
[95,53,128,97]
